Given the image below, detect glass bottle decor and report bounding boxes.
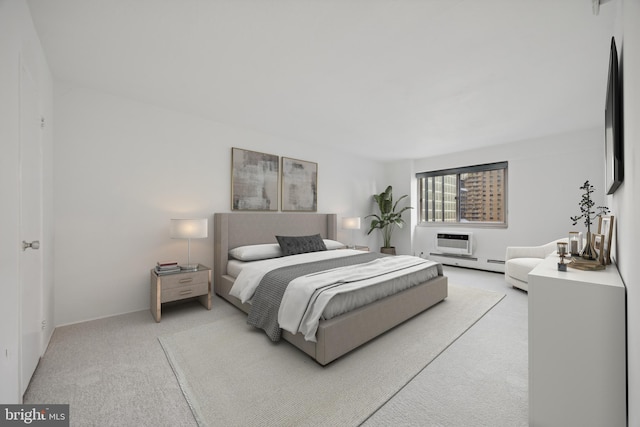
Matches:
[582,230,596,260]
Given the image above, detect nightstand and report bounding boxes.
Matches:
[150,264,211,322]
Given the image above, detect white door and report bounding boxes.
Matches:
[19,60,43,397]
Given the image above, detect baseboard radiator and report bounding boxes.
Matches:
[430,253,478,261]
[435,232,473,256]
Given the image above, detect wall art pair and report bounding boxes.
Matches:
[231,147,317,212]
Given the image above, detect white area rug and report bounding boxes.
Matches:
[159,284,504,427]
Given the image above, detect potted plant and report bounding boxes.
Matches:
[570,180,609,260]
[366,185,412,255]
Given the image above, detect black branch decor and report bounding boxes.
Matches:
[570,180,610,259]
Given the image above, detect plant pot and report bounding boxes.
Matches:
[380,247,396,255]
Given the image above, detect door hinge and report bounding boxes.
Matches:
[41,117,45,128]
[41,319,46,330]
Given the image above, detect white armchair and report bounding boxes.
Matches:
[505,239,567,291]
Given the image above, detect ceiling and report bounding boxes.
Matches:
[26,0,616,161]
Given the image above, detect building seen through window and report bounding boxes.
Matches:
[417,162,507,225]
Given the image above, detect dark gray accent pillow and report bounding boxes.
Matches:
[276,234,327,256]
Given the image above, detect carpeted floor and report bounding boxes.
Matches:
[363,267,529,427]
[159,284,503,426]
[24,266,529,426]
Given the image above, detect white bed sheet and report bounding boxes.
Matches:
[279,255,441,341]
[229,249,367,303]
[228,250,441,338]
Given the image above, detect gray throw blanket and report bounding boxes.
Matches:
[247,252,384,341]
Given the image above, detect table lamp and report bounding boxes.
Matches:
[341,217,361,249]
[170,218,208,271]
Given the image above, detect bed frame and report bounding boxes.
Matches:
[213,212,448,365]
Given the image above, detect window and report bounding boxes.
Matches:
[417,161,507,226]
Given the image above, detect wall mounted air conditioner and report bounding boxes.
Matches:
[435,232,473,256]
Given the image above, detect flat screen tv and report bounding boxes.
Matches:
[605,37,623,195]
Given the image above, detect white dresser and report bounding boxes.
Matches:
[528,254,626,427]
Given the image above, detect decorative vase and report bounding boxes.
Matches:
[581,231,596,260]
[380,247,396,255]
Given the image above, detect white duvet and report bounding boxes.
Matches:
[229,249,365,303]
[229,251,440,342]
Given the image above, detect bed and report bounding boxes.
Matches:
[213,212,448,365]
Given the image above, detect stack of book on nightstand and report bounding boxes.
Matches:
[155,261,180,275]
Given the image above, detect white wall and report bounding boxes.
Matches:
[53,84,384,326]
[387,128,605,272]
[0,0,53,404]
[615,1,640,424]
[379,159,414,255]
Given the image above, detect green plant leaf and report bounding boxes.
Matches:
[367,185,413,248]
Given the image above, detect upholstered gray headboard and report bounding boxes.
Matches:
[213,213,337,292]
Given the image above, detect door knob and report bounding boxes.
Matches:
[22,240,40,251]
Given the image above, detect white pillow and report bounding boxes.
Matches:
[229,240,346,261]
[323,239,346,250]
[229,243,282,261]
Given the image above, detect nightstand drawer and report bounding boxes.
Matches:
[161,270,209,290]
[150,264,212,322]
[161,281,209,303]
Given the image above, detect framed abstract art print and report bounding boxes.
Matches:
[231,148,279,211]
[281,157,317,212]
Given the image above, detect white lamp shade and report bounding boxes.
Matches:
[342,217,361,230]
[170,218,208,239]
